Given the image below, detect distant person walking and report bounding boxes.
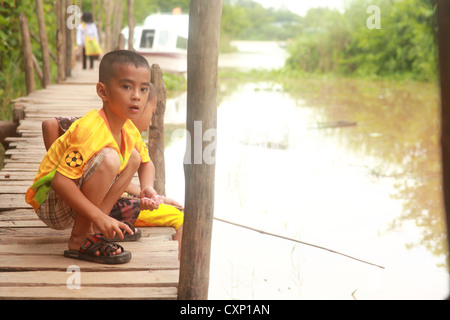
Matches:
[76,11,100,70]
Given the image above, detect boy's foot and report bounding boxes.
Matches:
[64,234,131,264]
[108,221,142,242]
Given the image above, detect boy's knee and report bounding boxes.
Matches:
[100,148,121,174]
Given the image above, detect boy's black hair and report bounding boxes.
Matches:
[99,50,150,84]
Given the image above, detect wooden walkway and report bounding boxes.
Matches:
[0,63,179,299]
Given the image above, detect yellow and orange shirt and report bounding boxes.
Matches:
[25,109,150,211]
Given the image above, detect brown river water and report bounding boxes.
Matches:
[163,41,448,299]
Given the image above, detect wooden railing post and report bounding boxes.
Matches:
[19,12,35,94]
[437,0,450,297]
[127,0,135,51]
[35,0,51,87]
[56,0,66,82]
[178,0,223,300]
[149,64,167,196]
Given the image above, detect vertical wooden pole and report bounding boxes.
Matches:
[56,0,66,82]
[65,0,73,77]
[149,64,167,196]
[112,0,123,50]
[178,0,223,300]
[35,0,51,87]
[437,0,450,295]
[127,0,135,51]
[19,12,35,94]
[104,0,113,52]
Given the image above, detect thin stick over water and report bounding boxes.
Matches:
[213,217,385,269]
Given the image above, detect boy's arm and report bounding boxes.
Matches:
[52,172,132,239]
[138,159,155,192]
[126,181,141,196]
[138,160,160,210]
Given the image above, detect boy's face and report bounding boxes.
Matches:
[133,98,157,133]
[98,64,151,123]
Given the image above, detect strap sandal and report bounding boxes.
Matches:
[109,221,142,242]
[64,234,132,264]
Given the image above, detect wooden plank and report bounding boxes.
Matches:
[0,240,177,255]
[0,186,31,194]
[0,172,37,180]
[0,208,36,219]
[0,194,30,210]
[0,220,46,228]
[4,158,43,164]
[0,226,175,244]
[0,269,179,287]
[0,181,32,186]
[0,227,70,244]
[0,286,177,300]
[0,253,179,271]
[4,151,45,157]
[3,163,39,169]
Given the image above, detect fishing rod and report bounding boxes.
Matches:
[141,198,385,270]
[213,216,385,270]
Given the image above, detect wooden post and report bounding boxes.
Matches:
[19,12,35,94]
[177,0,223,300]
[65,0,73,77]
[112,0,123,50]
[35,0,51,87]
[56,0,66,82]
[32,54,44,84]
[437,0,450,296]
[104,0,113,52]
[149,64,167,196]
[127,0,135,51]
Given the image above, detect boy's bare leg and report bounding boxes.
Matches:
[68,149,140,255]
[96,148,141,216]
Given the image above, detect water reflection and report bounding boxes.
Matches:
[291,78,446,265]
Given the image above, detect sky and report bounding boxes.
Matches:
[253,0,345,16]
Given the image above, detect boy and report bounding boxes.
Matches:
[41,84,184,257]
[26,50,159,264]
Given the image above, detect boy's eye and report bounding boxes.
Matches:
[141,87,149,92]
[123,84,132,90]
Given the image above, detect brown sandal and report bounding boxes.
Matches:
[64,234,132,264]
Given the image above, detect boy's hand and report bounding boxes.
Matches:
[94,213,134,240]
[140,186,161,211]
[163,197,184,211]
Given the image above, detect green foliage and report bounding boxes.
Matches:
[133,0,190,25]
[221,0,301,41]
[0,0,59,120]
[286,0,438,81]
[163,73,186,97]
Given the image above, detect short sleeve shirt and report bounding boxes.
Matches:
[25,109,150,211]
